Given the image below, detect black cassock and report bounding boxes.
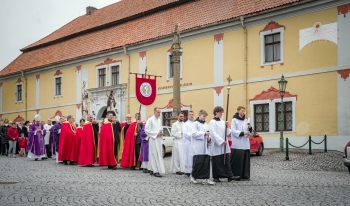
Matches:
[230,149,250,179]
[112,122,121,158]
[192,155,210,179]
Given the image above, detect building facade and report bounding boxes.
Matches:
[0,0,349,150]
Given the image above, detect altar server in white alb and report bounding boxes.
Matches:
[209,106,240,182]
[44,119,53,159]
[183,110,195,177]
[191,109,215,185]
[230,106,252,180]
[145,107,165,177]
[169,112,185,175]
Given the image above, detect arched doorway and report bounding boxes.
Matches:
[96,106,107,121]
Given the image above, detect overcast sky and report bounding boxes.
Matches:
[0,0,119,71]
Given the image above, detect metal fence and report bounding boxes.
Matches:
[285,135,327,160]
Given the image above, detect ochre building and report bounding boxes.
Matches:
[0,0,349,150]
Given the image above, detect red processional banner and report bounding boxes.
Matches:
[135,74,157,106]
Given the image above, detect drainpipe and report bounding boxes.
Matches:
[21,70,27,120]
[124,46,130,114]
[240,16,248,109]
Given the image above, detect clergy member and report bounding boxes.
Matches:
[183,110,195,177]
[209,106,240,182]
[230,106,252,181]
[74,119,85,163]
[92,119,99,159]
[26,115,47,160]
[112,118,122,165]
[145,107,165,177]
[191,109,215,185]
[58,115,76,165]
[44,119,53,159]
[98,112,117,170]
[169,112,185,175]
[78,114,96,167]
[53,116,64,163]
[120,113,140,168]
[140,115,152,173]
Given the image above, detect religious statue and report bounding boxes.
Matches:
[171,23,182,50]
[106,90,116,113]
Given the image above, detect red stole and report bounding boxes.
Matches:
[98,121,117,166]
[78,122,96,165]
[120,122,138,168]
[58,121,76,161]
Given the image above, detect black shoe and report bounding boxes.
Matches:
[41,157,46,160]
[213,178,221,182]
[153,173,162,177]
[139,167,143,170]
[150,171,153,175]
[86,164,95,167]
[143,169,147,173]
[63,161,68,165]
[131,166,136,170]
[241,178,250,181]
[176,172,184,175]
[228,176,241,182]
[35,158,38,161]
[146,170,150,173]
[185,173,190,177]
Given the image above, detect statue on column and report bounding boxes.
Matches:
[172,23,182,50]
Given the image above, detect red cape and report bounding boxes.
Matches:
[58,121,76,161]
[120,122,138,168]
[73,127,83,163]
[78,122,96,165]
[98,121,117,166]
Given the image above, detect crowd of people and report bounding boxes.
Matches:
[0,105,252,185]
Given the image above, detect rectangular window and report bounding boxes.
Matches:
[162,111,172,126]
[265,33,280,63]
[98,68,106,88]
[111,66,119,86]
[275,101,293,131]
[169,55,174,78]
[55,77,62,96]
[254,104,269,132]
[16,84,22,101]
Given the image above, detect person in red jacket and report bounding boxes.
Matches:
[18,134,28,157]
[7,122,19,158]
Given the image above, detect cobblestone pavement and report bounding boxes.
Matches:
[0,149,349,206]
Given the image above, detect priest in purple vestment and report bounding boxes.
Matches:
[26,115,46,160]
[140,115,151,173]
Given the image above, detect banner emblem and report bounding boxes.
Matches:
[135,75,157,106]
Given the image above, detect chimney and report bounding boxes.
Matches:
[86,6,97,16]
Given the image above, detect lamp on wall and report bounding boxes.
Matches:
[278,74,288,152]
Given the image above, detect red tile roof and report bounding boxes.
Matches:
[1,0,306,76]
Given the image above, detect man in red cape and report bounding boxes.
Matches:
[98,112,117,170]
[79,114,96,167]
[120,113,142,168]
[58,115,76,165]
[73,119,85,163]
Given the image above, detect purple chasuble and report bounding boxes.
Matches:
[26,124,46,156]
[53,123,62,153]
[140,126,149,162]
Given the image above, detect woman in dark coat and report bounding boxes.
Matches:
[0,119,10,156]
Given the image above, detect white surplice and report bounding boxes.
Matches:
[145,115,165,174]
[231,117,250,150]
[209,118,231,156]
[183,120,194,173]
[44,124,52,145]
[169,120,185,173]
[191,121,210,156]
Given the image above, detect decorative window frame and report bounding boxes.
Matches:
[160,107,190,126]
[15,82,23,103]
[249,97,296,134]
[166,51,183,81]
[96,65,107,88]
[260,27,284,67]
[109,62,122,86]
[53,74,63,97]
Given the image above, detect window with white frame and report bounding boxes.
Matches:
[260,28,284,66]
[161,108,189,126]
[111,65,119,86]
[250,97,296,133]
[55,77,62,96]
[15,83,23,102]
[166,52,182,80]
[98,68,106,88]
